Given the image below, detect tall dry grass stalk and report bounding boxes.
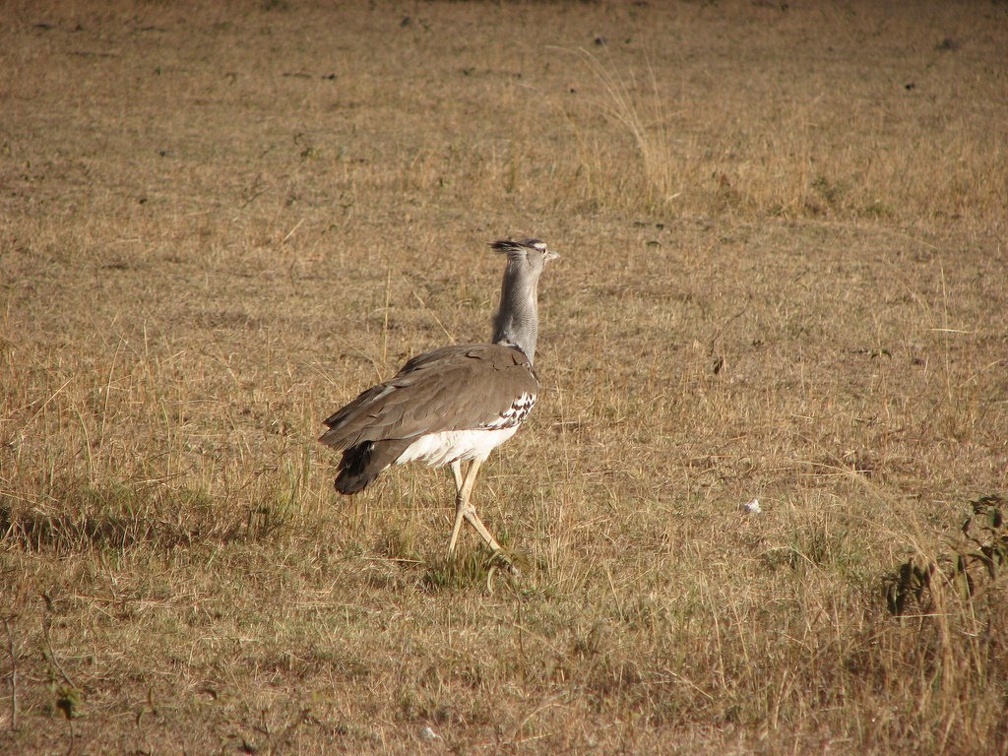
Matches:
[578,50,682,210]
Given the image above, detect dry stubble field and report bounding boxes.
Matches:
[2,1,1007,752]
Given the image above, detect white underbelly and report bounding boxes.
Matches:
[395,427,520,468]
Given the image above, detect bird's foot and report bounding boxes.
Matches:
[488,550,522,580]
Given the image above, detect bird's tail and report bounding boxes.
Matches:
[334,439,411,494]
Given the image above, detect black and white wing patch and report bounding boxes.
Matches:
[481,391,537,430]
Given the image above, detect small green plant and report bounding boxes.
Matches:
[422,552,491,592]
[884,495,1008,615]
[421,549,522,593]
[54,685,82,720]
[810,174,845,208]
[884,555,937,615]
[957,494,1008,587]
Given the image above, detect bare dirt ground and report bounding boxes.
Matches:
[2,0,1006,752]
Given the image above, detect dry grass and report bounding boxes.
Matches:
[2,0,1007,752]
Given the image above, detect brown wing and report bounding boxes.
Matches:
[319,343,539,451]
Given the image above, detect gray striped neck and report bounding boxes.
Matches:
[492,258,540,365]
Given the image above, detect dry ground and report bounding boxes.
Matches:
[2,0,1007,752]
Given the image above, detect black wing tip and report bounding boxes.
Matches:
[333,441,383,495]
[334,471,375,495]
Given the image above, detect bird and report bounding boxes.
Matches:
[319,238,557,571]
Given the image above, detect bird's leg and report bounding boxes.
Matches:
[462,484,521,578]
[461,461,499,552]
[465,511,505,554]
[447,460,468,555]
[447,458,501,555]
[457,459,507,553]
[447,459,518,576]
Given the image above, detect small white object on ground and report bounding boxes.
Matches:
[741,498,762,514]
[420,726,441,742]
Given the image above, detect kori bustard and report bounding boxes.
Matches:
[319,239,557,570]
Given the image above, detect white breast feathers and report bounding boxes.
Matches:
[396,427,521,468]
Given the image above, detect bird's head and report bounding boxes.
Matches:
[490,238,558,275]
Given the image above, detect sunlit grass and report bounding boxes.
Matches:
[1,1,1006,752]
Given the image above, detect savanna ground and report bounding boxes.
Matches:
[2,0,1007,752]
